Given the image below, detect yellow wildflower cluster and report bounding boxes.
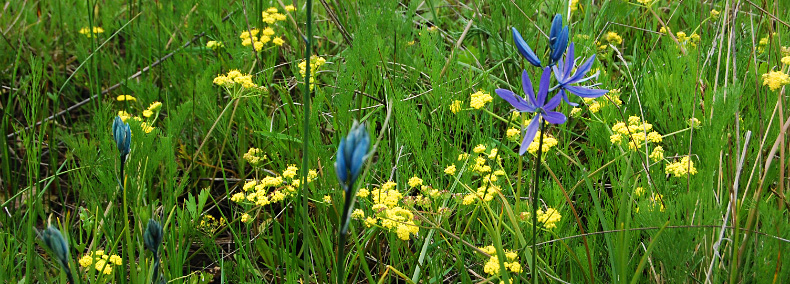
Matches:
[676,31,701,48]
[79,250,122,275]
[298,55,327,90]
[358,182,420,240]
[649,146,664,162]
[444,164,457,175]
[582,88,622,114]
[450,100,463,114]
[570,0,580,12]
[470,90,493,109]
[782,56,790,66]
[636,0,655,5]
[198,214,226,234]
[262,6,291,24]
[757,33,777,54]
[206,40,224,51]
[636,192,665,213]
[213,69,259,89]
[538,207,562,229]
[142,101,162,118]
[116,95,136,102]
[408,176,423,187]
[609,116,662,152]
[479,245,523,276]
[117,110,156,134]
[243,147,268,168]
[762,70,790,91]
[79,26,104,38]
[597,31,623,52]
[506,128,520,141]
[634,186,645,197]
[688,117,702,129]
[710,9,720,19]
[526,131,559,155]
[240,213,253,223]
[665,156,697,178]
[231,165,316,207]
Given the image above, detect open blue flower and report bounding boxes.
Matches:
[495,67,566,155]
[551,42,609,106]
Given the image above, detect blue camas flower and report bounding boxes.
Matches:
[144,219,163,255]
[335,121,370,190]
[512,27,542,67]
[548,14,569,66]
[38,225,74,282]
[495,68,566,155]
[551,42,609,106]
[112,116,131,159]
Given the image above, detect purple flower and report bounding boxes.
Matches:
[495,67,566,155]
[552,42,608,106]
[548,14,569,66]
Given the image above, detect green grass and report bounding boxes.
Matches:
[2,0,790,283]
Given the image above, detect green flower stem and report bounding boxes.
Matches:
[531,117,545,284]
[300,0,314,282]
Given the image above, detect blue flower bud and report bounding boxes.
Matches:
[512,27,542,67]
[144,219,163,255]
[335,121,370,190]
[38,225,71,273]
[112,116,131,159]
[548,14,569,66]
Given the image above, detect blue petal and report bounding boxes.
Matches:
[550,26,569,66]
[335,138,348,184]
[349,133,370,181]
[558,89,579,107]
[521,70,538,106]
[495,89,536,112]
[512,27,542,67]
[536,67,552,106]
[563,43,576,79]
[519,116,541,155]
[549,14,563,47]
[568,54,596,83]
[566,85,609,98]
[544,92,564,110]
[543,110,567,125]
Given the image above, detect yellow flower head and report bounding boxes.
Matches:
[116,95,136,102]
[285,5,296,12]
[506,128,521,141]
[450,100,463,114]
[605,31,623,45]
[408,176,423,188]
[665,156,698,178]
[650,146,664,162]
[272,37,285,46]
[762,70,790,91]
[444,164,457,175]
[470,90,493,109]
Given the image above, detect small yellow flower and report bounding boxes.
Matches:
[364,217,377,227]
[473,144,486,153]
[450,100,463,114]
[142,110,153,118]
[357,188,370,198]
[79,255,93,267]
[782,56,790,66]
[605,31,623,45]
[469,90,493,109]
[506,128,521,141]
[351,209,365,220]
[762,70,790,91]
[688,117,701,128]
[206,40,224,50]
[537,207,562,229]
[323,195,332,204]
[272,37,285,46]
[665,156,698,178]
[241,213,252,223]
[444,165,457,175]
[710,9,720,19]
[116,95,136,102]
[634,186,645,197]
[408,176,423,188]
[650,146,664,162]
[570,107,582,117]
[79,27,105,38]
[284,5,296,12]
[109,255,122,266]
